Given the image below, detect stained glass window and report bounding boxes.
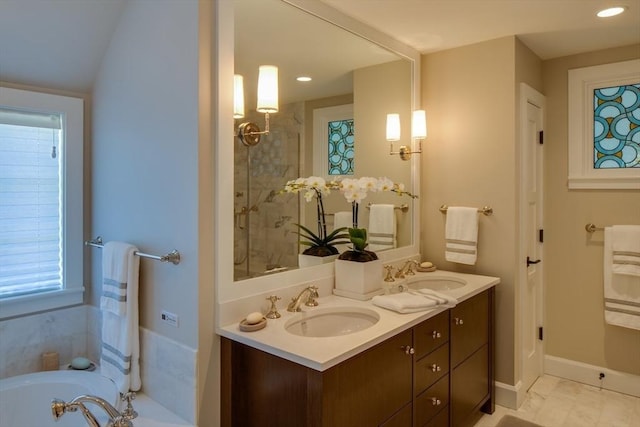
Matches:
[327,119,354,175]
[593,84,640,169]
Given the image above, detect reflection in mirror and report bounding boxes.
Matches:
[233,0,415,281]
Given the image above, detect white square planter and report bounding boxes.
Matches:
[333,259,384,300]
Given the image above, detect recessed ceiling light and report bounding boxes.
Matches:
[597,6,626,17]
[296,76,312,82]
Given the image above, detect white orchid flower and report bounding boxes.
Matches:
[377,177,394,191]
[304,190,315,202]
[358,177,378,192]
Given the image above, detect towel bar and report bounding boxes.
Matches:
[439,204,493,216]
[585,223,605,233]
[85,236,181,265]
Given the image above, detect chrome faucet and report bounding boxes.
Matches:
[51,394,132,427]
[395,260,419,279]
[287,285,319,312]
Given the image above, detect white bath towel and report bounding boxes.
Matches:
[611,225,640,277]
[372,292,438,314]
[604,227,640,330]
[445,207,479,265]
[333,211,353,253]
[368,204,396,252]
[333,211,353,230]
[100,241,141,394]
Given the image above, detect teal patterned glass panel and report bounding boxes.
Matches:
[327,119,354,175]
[593,84,640,169]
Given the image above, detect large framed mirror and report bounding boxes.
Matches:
[216,0,420,302]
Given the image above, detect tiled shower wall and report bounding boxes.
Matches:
[234,102,302,279]
[0,305,196,423]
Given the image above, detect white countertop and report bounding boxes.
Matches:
[219,270,499,371]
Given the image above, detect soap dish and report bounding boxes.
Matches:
[239,317,267,332]
[416,265,437,273]
[67,362,96,372]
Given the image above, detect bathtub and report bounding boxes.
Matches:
[0,370,119,427]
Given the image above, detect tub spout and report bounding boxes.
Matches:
[51,394,132,427]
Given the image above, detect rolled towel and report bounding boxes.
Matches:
[372,293,437,314]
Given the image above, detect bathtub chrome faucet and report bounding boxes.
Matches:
[51,394,132,427]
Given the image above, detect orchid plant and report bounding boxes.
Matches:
[281,176,416,260]
[336,177,416,262]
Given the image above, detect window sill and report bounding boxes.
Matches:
[0,288,84,320]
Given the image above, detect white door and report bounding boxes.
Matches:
[520,84,544,393]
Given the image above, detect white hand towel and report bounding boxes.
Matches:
[445,207,479,265]
[100,241,141,394]
[611,225,640,277]
[368,204,396,252]
[333,211,353,253]
[372,292,437,314]
[414,289,458,308]
[604,227,640,330]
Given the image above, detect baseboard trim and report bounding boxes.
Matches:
[495,380,526,409]
[544,355,640,397]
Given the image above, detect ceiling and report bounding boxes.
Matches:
[0,0,638,93]
[320,0,640,60]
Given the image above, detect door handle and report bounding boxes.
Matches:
[527,256,541,267]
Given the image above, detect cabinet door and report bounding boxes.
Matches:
[414,310,449,359]
[325,329,413,426]
[380,403,412,427]
[450,291,489,367]
[451,344,489,427]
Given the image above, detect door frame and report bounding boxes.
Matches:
[517,83,545,406]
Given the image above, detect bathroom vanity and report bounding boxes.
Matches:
[220,271,498,427]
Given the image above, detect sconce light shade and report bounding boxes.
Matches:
[233,74,245,119]
[412,110,427,139]
[386,113,401,141]
[257,65,279,113]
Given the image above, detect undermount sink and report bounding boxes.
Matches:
[285,307,380,338]
[407,276,467,291]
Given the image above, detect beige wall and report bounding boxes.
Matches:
[542,44,640,374]
[421,36,520,386]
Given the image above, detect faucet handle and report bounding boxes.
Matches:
[266,295,281,319]
[383,265,395,282]
[405,260,417,276]
[305,285,319,307]
[394,266,405,279]
[120,392,138,420]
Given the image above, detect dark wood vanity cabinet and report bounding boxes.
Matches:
[221,287,494,427]
[450,289,494,427]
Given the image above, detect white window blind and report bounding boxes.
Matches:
[0,108,63,298]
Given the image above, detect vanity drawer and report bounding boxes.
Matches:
[414,374,449,426]
[414,311,449,359]
[414,343,449,395]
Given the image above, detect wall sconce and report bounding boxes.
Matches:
[233,74,245,119]
[236,65,279,146]
[387,110,426,161]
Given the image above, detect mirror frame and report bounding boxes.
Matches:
[215,0,421,304]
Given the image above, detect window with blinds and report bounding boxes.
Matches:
[0,87,83,319]
[0,109,63,297]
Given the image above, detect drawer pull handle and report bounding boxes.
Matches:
[432,331,441,339]
[430,364,441,372]
[431,397,441,406]
[402,346,415,355]
[454,317,464,326]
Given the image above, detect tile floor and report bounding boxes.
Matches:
[475,375,640,427]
